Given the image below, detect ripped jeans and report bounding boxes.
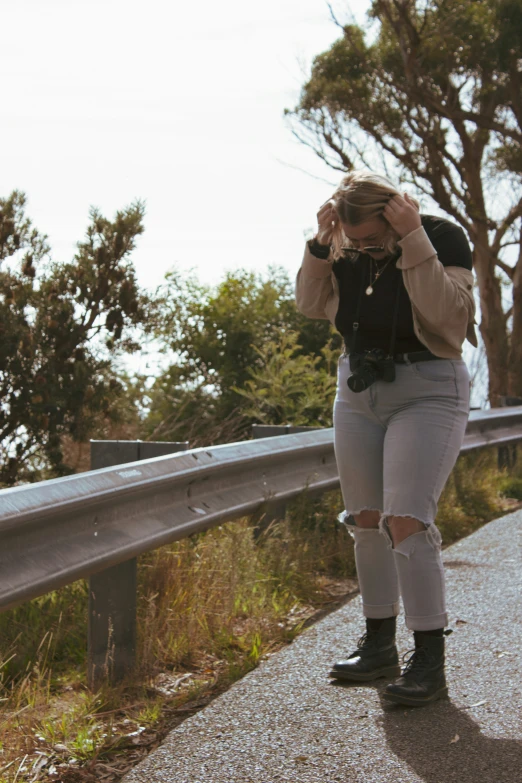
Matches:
[333,353,471,631]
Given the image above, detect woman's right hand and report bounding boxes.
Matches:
[316,199,338,245]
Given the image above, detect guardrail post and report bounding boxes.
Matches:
[497,397,522,471]
[251,425,323,534]
[88,439,189,690]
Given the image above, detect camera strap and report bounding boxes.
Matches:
[351,261,402,358]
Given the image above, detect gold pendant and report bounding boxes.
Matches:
[365,285,373,295]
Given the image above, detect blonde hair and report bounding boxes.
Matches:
[317,170,419,261]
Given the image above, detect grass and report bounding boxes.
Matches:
[0,445,521,782]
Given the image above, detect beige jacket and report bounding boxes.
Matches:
[295,226,478,359]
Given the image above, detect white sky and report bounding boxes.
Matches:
[2,0,490,406]
[2,0,368,290]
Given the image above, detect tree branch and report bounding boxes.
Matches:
[496,259,515,280]
[273,157,338,186]
[289,126,349,173]
[492,197,522,255]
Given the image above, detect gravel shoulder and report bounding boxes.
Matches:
[122,511,522,783]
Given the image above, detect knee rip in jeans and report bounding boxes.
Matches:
[378,513,442,555]
[337,509,381,539]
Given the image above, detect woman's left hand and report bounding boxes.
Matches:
[383,193,422,238]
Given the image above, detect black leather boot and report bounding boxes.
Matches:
[383,629,453,706]
[329,617,400,682]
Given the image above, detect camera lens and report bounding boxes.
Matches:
[347,362,379,392]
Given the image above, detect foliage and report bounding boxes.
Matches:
[291,0,522,211]
[0,579,88,688]
[0,191,157,485]
[231,330,340,427]
[143,266,341,445]
[497,474,522,501]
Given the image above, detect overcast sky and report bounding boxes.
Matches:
[2,0,369,290]
[2,0,489,406]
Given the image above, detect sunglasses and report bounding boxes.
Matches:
[342,245,386,254]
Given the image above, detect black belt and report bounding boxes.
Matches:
[393,350,444,363]
[349,349,444,364]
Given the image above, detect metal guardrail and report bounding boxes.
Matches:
[0,430,337,611]
[1,407,521,687]
[461,406,522,452]
[0,429,337,686]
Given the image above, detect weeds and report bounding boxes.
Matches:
[0,446,519,781]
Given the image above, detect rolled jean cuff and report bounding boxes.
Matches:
[363,601,400,619]
[404,612,448,632]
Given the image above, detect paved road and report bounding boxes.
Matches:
[122,512,522,783]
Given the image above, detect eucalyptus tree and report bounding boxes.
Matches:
[286,0,522,405]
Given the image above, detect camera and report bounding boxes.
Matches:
[348,349,396,392]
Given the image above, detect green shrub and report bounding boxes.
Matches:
[497,475,522,501]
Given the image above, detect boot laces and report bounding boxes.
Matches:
[357,632,373,650]
[400,645,434,676]
[356,630,383,652]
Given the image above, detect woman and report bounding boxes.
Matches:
[295,170,478,707]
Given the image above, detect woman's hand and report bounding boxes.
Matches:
[316,199,338,244]
[383,193,421,238]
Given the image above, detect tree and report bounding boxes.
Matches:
[0,191,156,486]
[231,330,339,427]
[285,0,522,406]
[143,265,342,445]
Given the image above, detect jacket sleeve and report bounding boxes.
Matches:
[396,226,476,333]
[295,244,335,320]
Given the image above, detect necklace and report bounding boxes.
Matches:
[365,255,394,296]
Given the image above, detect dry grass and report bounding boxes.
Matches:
[0,446,520,782]
[436,446,522,544]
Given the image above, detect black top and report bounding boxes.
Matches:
[320,215,473,354]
